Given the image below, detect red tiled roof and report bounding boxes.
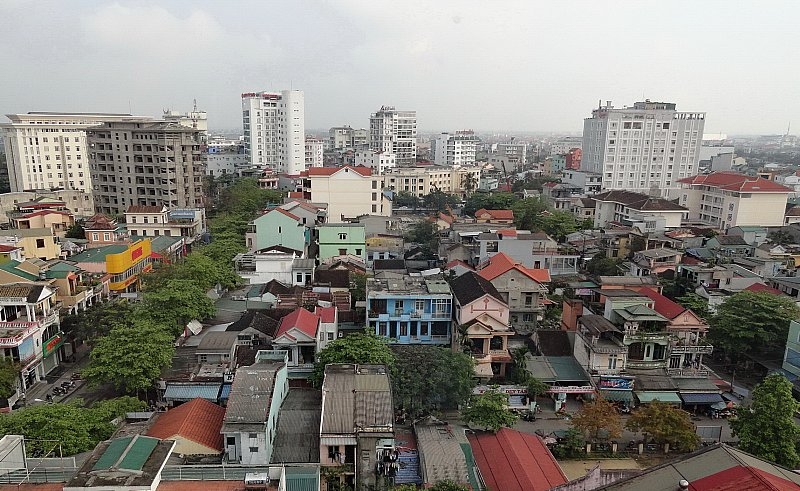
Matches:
[276,307,319,339]
[304,165,372,177]
[288,191,303,198]
[0,245,21,252]
[478,252,551,283]
[146,398,225,452]
[678,172,792,193]
[468,428,567,491]
[689,464,800,490]
[475,208,514,220]
[18,210,72,219]
[681,255,705,265]
[315,306,337,323]
[438,212,454,224]
[745,283,785,296]
[497,229,517,237]
[637,287,686,319]
[267,207,301,222]
[126,205,164,214]
[445,259,474,271]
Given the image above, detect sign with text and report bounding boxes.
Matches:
[598,377,635,391]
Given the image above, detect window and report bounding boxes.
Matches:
[249,447,259,453]
[338,248,347,255]
[338,233,347,240]
[36,239,45,248]
[524,293,534,307]
[296,272,303,283]
[103,233,110,241]
[355,248,362,256]
[328,332,334,340]
[608,357,618,369]
[92,233,99,241]
[248,433,258,439]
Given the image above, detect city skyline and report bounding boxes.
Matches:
[1,1,799,134]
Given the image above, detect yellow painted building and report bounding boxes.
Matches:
[69,239,152,293]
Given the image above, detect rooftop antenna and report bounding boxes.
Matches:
[193,98,197,112]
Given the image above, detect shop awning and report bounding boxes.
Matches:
[600,390,633,402]
[163,383,221,401]
[680,392,724,405]
[635,391,682,403]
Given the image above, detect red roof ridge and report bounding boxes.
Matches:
[478,253,551,283]
[267,207,301,222]
[304,165,373,177]
[276,307,320,338]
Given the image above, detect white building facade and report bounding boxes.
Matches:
[432,131,479,167]
[582,100,705,197]
[369,106,417,166]
[304,138,324,169]
[1,112,150,194]
[302,166,391,222]
[354,150,396,175]
[241,90,305,174]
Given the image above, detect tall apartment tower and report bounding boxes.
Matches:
[241,90,305,174]
[432,131,479,167]
[582,100,705,197]
[1,112,151,193]
[88,120,206,215]
[369,106,417,166]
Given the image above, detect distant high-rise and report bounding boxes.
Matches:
[88,119,206,215]
[582,100,705,197]
[241,90,305,174]
[432,131,479,167]
[369,106,417,166]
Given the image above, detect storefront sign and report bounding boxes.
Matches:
[598,377,634,391]
[131,247,143,261]
[473,385,527,396]
[43,333,64,357]
[547,385,596,394]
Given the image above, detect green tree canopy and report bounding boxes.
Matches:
[142,279,216,336]
[730,373,800,467]
[216,178,283,216]
[64,222,86,239]
[768,229,794,246]
[512,197,549,231]
[404,220,439,255]
[427,481,472,491]
[463,192,516,217]
[394,191,421,209]
[570,397,623,441]
[391,345,475,418]
[0,397,144,456]
[585,252,620,277]
[423,190,460,211]
[626,400,700,452]
[311,332,396,387]
[82,317,176,394]
[0,358,20,399]
[709,291,800,359]
[60,299,136,346]
[676,293,711,321]
[462,389,518,432]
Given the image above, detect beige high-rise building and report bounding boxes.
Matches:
[369,106,417,166]
[1,112,150,194]
[88,120,206,215]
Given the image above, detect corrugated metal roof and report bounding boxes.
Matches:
[163,384,221,401]
[224,362,282,424]
[321,365,393,435]
[635,391,682,403]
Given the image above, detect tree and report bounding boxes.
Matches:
[463,192,516,217]
[64,223,86,239]
[626,400,700,452]
[0,358,20,399]
[423,190,460,211]
[427,481,471,491]
[570,397,623,441]
[0,397,145,456]
[585,253,620,277]
[142,279,216,336]
[769,229,794,246]
[350,272,367,305]
[216,178,283,216]
[462,389,518,432]
[143,253,239,292]
[82,318,176,394]
[512,197,549,231]
[405,220,439,256]
[392,346,475,418]
[60,299,136,345]
[311,332,396,387]
[526,377,550,404]
[550,427,586,459]
[534,211,584,242]
[730,373,800,467]
[676,293,711,321]
[394,191,421,209]
[709,291,800,359]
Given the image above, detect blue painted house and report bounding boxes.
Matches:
[366,272,453,345]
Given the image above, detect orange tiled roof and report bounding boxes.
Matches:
[146,398,225,452]
[478,252,550,283]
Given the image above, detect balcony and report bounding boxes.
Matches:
[670,344,713,355]
[666,367,710,378]
[626,359,667,370]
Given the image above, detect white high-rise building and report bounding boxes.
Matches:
[355,150,396,175]
[582,100,705,197]
[241,90,305,174]
[305,137,324,168]
[432,131,479,167]
[369,106,417,166]
[1,112,150,193]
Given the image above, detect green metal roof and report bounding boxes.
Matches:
[118,436,159,471]
[635,391,682,403]
[70,244,128,263]
[130,234,182,252]
[47,261,80,272]
[93,437,132,470]
[0,261,39,281]
[614,304,668,322]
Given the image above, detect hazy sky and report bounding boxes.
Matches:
[2,1,798,135]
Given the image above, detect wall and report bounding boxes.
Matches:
[309,169,387,222]
[730,192,789,228]
[318,225,366,261]
[265,365,289,464]
[783,320,800,378]
[249,211,307,253]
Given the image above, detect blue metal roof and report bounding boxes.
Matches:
[163,384,221,401]
[220,384,232,400]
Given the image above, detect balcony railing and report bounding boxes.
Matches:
[670,345,713,355]
[626,359,667,369]
[666,367,710,378]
